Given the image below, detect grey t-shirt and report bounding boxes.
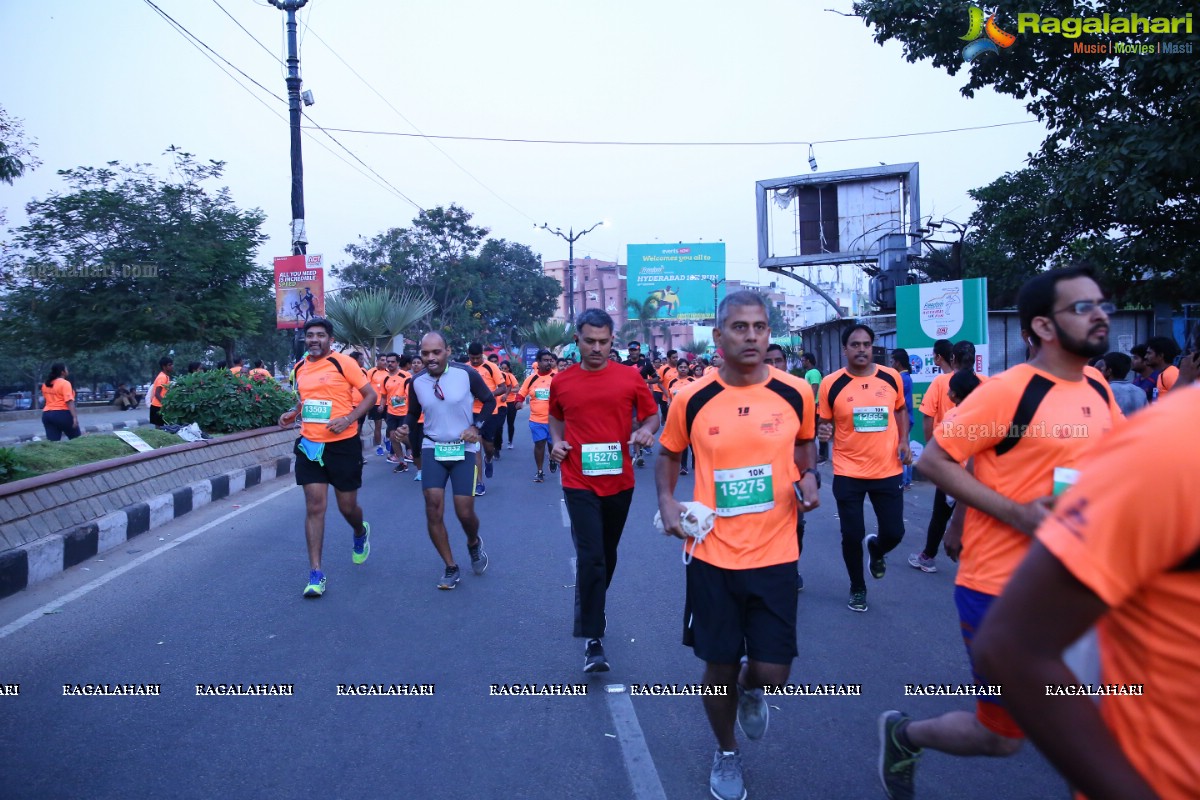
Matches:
[406,362,496,453]
[1108,378,1148,417]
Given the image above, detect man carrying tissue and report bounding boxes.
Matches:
[655,290,819,800]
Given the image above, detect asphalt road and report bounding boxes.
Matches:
[0,411,1068,800]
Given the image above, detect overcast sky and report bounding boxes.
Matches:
[0,0,1047,286]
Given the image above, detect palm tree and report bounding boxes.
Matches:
[626,298,658,349]
[682,338,712,358]
[324,288,436,356]
[521,320,573,351]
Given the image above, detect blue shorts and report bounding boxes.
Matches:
[955,584,1024,739]
[528,421,550,442]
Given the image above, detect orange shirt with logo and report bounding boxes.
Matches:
[150,371,171,408]
[294,353,370,443]
[935,363,1121,596]
[383,369,411,416]
[818,365,907,480]
[660,370,815,570]
[519,372,555,424]
[1038,386,1200,800]
[42,378,75,412]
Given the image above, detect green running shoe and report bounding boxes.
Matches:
[303,570,327,598]
[353,521,371,565]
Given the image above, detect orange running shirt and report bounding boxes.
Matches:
[472,361,502,414]
[935,363,1122,596]
[248,368,272,381]
[1156,364,1179,397]
[293,352,370,443]
[919,372,955,426]
[1038,386,1200,800]
[660,370,816,570]
[519,372,555,424]
[42,378,75,412]
[366,366,388,399]
[230,366,243,376]
[149,371,171,408]
[383,369,411,416]
[818,365,907,480]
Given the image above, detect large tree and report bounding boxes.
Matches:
[0,104,41,236]
[335,204,561,348]
[1,147,272,355]
[853,0,1200,302]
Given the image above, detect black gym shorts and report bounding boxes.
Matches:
[682,557,798,665]
[293,436,363,492]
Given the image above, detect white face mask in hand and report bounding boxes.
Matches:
[654,502,716,564]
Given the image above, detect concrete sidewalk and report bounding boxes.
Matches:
[0,408,153,445]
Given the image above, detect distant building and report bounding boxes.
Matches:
[542,257,628,331]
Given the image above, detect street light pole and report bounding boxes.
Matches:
[710,278,726,322]
[268,0,310,257]
[537,221,604,325]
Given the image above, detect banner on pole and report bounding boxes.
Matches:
[274,254,325,330]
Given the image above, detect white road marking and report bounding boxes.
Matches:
[0,485,297,640]
[605,684,669,800]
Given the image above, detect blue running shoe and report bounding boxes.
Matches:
[484,456,494,479]
[303,570,326,598]
[353,521,370,565]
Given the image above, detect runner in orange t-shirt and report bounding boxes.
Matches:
[518,350,556,481]
[817,324,911,613]
[974,385,1200,800]
[877,265,1124,800]
[381,353,412,471]
[365,355,389,454]
[657,291,819,800]
[40,363,82,441]
[148,356,174,427]
[910,338,955,573]
[467,343,507,494]
[277,317,376,599]
[499,361,520,450]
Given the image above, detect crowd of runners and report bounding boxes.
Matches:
[277,265,1198,800]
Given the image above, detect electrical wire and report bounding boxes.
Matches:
[142,0,419,208]
[300,119,1037,147]
[301,23,537,223]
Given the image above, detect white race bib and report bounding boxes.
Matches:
[713,464,774,517]
[852,406,889,432]
[581,443,623,476]
[301,399,333,424]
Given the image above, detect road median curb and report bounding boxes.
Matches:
[0,456,293,597]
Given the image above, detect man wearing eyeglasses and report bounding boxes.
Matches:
[876,264,1125,800]
[394,332,497,590]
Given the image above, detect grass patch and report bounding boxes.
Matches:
[5,430,185,481]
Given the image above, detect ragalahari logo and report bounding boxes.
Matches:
[960,6,1017,61]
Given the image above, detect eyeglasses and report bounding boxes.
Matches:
[1052,300,1116,316]
[433,378,444,401]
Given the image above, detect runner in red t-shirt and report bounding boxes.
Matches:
[548,308,659,673]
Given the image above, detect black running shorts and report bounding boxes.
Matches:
[293,436,363,492]
[421,447,478,497]
[683,557,798,665]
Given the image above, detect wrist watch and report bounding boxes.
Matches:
[801,467,821,488]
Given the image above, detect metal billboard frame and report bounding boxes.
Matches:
[756,163,921,270]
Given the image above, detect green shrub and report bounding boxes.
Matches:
[161,370,296,434]
[0,447,31,485]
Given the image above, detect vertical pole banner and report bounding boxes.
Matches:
[896,278,988,443]
[274,254,325,329]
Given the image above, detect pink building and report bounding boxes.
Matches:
[542,258,628,332]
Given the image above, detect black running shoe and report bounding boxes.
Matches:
[584,638,610,673]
